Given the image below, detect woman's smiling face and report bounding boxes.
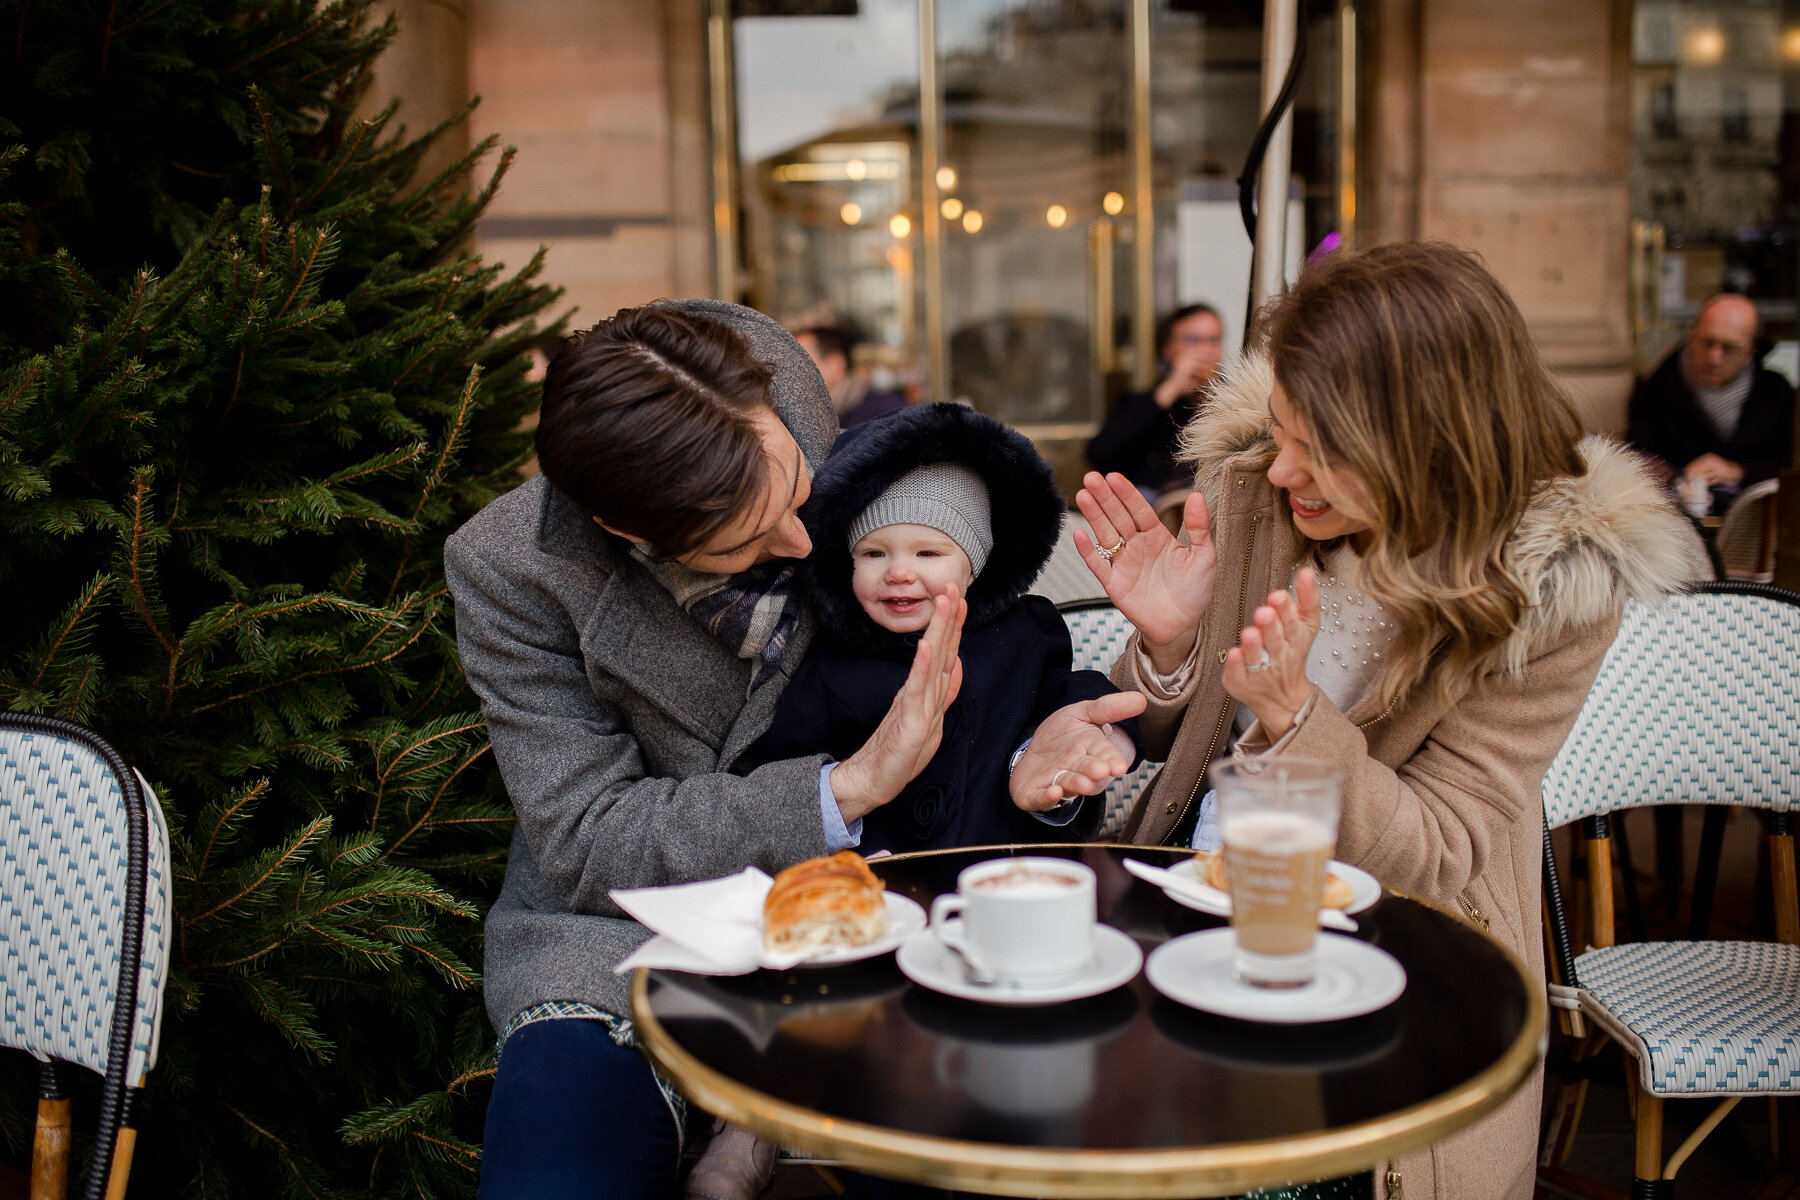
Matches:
[1266,378,1375,548]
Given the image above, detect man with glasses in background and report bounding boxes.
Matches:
[1627,292,1796,503]
[1087,303,1226,502]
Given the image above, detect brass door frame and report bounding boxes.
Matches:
[1130,0,1156,390]
[917,0,946,404]
[706,0,739,303]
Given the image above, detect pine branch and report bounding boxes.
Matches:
[385,364,478,603]
[69,265,153,391]
[121,468,177,657]
[22,571,109,689]
[403,939,477,989]
[291,115,372,213]
[386,743,491,859]
[186,610,433,715]
[235,974,335,1061]
[220,1101,333,1200]
[190,780,269,888]
[186,813,331,927]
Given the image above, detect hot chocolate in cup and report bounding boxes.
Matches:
[928,857,1097,985]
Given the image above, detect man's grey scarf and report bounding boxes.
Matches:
[1685,355,1755,440]
[629,544,797,686]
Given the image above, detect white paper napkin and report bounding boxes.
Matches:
[612,867,815,975]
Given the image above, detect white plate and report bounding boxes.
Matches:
[1145,929,1405,1023]
[896,923,1144,1006]
[1166,857,1382,918]
[782,893,927,968]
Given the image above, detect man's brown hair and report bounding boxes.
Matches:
[536,305,777,556]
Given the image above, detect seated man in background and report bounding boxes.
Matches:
[796,323,910,428]
[1627,292,1796,496]
[1086,303,1225,501]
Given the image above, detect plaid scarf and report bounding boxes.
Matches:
[630,544,797,686]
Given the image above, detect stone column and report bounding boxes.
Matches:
[1360,0,1637,434]
[358,0,471,188]
[468,0,713,322]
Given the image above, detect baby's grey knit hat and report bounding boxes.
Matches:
[847,461,993,578]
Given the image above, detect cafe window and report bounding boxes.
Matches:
[1629,0,1800,374]
[713,0,1354,473]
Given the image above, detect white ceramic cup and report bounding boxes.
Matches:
[927,856,1096,985]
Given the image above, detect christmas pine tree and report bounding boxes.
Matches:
[0,2,560,1194]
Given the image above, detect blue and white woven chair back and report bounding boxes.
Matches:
[1059,601,1162,840]
[1540,587,1800,832]
[1,722,171,1087]
[1033,515,1109,607]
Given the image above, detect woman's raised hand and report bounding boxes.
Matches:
[829,585,967,822]
[1074,471,1216,670]
[1222,568,1321,741]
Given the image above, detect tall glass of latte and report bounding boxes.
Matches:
[1212,758,1343,988]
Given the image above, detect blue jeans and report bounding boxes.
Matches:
[479,1018,682,1200]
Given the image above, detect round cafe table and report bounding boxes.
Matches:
[631,844,1545,1198]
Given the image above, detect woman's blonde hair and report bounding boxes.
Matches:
[1259,241,1587,706]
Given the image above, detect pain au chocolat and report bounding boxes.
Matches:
[762,850,889,955]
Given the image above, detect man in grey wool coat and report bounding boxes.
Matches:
[444,299,1143,1200]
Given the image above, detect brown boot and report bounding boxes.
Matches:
[684,1119,777,1200]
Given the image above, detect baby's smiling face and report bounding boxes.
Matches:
[850,523,974,633]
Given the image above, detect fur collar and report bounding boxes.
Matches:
[798,402,1064,654]
[1183,354,1708,674]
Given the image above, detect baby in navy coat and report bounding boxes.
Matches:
[752,401,1140,854]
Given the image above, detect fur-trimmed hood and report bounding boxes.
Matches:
[1181,353,1709,674]
[799,402,1064,652]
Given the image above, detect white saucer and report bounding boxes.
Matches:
[784,894,927,968]
[1146,929,1405,1023]
[1165,858,1382,918]
[896,923,1143,1006]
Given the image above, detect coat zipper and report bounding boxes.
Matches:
[1166,513,1261,832]
[1457,892,1491,932]
[1355,690,1399,731]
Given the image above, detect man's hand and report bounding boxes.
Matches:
[831,587,966,822]
[1684,453,1745,488]
[1009,691,1148,812]
[1152,345,1215,410]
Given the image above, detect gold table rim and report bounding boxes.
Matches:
[630,845,1547,1199]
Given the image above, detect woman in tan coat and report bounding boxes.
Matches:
[1076,243,1705,1200]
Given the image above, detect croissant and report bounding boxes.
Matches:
[1197,849,1357,909]
[762,850,889,955]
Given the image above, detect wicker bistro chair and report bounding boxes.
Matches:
[1,714,172,1200]
[1716,479,1780,583]
[1538,583,1800,1198]
[1058,599,1162,841]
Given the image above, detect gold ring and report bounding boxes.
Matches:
[1097,538,1127,563]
